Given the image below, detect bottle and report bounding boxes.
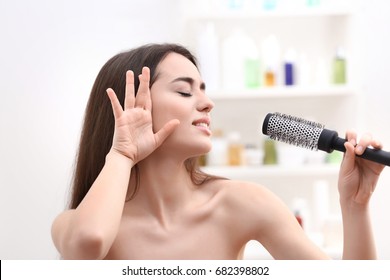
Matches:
[263,138,277,165]
[295,210,304,228]
[198,154,207,166]
[333,47,346,84]
[196,22,220,91]
[222,28,246,90]
[243,30,260,89]
[306,0,321,7]
[207,130,228,166]
[222,28,259,90]
[312,180,329,233]
[314,57,328,86]
[264,67,276,86]
[244,144,263,166]
[284,48,297,86]
[263,0,278,10]
[261,35,281,87]
[291,198,310,232]
[227,132,244,166]
[297,53,311,86]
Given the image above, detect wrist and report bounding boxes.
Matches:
[340,198,370,214]
[106,149,135,167]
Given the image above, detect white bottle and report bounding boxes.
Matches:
[196,22,220,91]
[222,28,258,91]
[207,130,228,166]
[297,53,311,86]
[312,180,330,233]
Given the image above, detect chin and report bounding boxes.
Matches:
[185,141,212,157]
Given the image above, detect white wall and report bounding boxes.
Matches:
[0,0,389,259]
[356,0,390,259]
[0,0,183,259]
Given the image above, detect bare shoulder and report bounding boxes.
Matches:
[202,178,288,239]
[205,178,282,210]
[203,178,328,260]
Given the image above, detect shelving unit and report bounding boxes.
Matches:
[208,84,355,99]
[180,0,358,259]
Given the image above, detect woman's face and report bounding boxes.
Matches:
[150,52,214,157]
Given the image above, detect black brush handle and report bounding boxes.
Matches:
[319,128,390,166]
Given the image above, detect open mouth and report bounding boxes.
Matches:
[193,122,209,128]
[192,118,211,135]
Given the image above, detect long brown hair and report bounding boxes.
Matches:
[69,43,222,209]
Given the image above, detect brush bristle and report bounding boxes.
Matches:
[265,112,324,150]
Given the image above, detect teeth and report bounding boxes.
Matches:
[195,122,209,128]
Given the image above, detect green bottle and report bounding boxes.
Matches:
[333,47,346,84]
[245,58,260,89]
[263,139,278,165]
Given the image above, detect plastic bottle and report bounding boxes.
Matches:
[222,28,260,90]
[312,180,330,233]
[297,53,311,86]
[244,48,261,89]
[284,48,297,86]
[196,22,220,91]
[264,67,276,86]
[227,131,244,166]
[261,35,281,87]
[222,28,246,90]
[263,138,277,165]
[333,47,346,84]
[207,130,228,166]
[291,198,310,232]
[295,210,304,228]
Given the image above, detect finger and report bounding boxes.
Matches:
[125,70,135,110]
[342,141,356,172]
[345,129,357,146]
[135,67,151,110]
[355,132,373,155]
[154,119,180,147]
[371,138,383,150]
[106,88,123,119]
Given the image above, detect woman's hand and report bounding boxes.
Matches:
[106,67,180,163]
[338,131,385,206]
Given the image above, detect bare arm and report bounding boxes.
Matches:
[51,151,133,259]
[226,181,329,259]
[255,186,330,259]
[51,68,179,259]
[338,132,385,259]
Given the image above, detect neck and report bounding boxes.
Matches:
[129,155,197,224]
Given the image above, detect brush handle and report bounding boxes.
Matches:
[319,129,390,166]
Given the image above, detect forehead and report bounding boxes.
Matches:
[155,52,201,81]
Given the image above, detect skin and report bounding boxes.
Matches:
[51,53,385,260]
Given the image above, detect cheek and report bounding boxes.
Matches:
[151,99,190,132]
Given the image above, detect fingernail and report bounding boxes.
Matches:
[356,145,363,154]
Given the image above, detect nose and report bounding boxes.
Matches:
[197,93,214,113]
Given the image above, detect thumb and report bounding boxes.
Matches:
[154,119,180,147]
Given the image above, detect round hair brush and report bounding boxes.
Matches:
[262,112,390,166]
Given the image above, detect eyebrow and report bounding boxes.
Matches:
[170,77,206,91]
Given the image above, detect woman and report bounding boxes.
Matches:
[51,43,385,260]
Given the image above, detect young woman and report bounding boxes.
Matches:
[51,43,385,260]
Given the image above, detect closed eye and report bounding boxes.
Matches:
[177,92,192,97]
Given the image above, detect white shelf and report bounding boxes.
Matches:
[201,164,339,178]
[208,85,355,100]
[185,6,353,20]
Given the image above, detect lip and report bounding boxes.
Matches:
[192,117,211,136]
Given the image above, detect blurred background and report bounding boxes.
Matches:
[0,0,389,259]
